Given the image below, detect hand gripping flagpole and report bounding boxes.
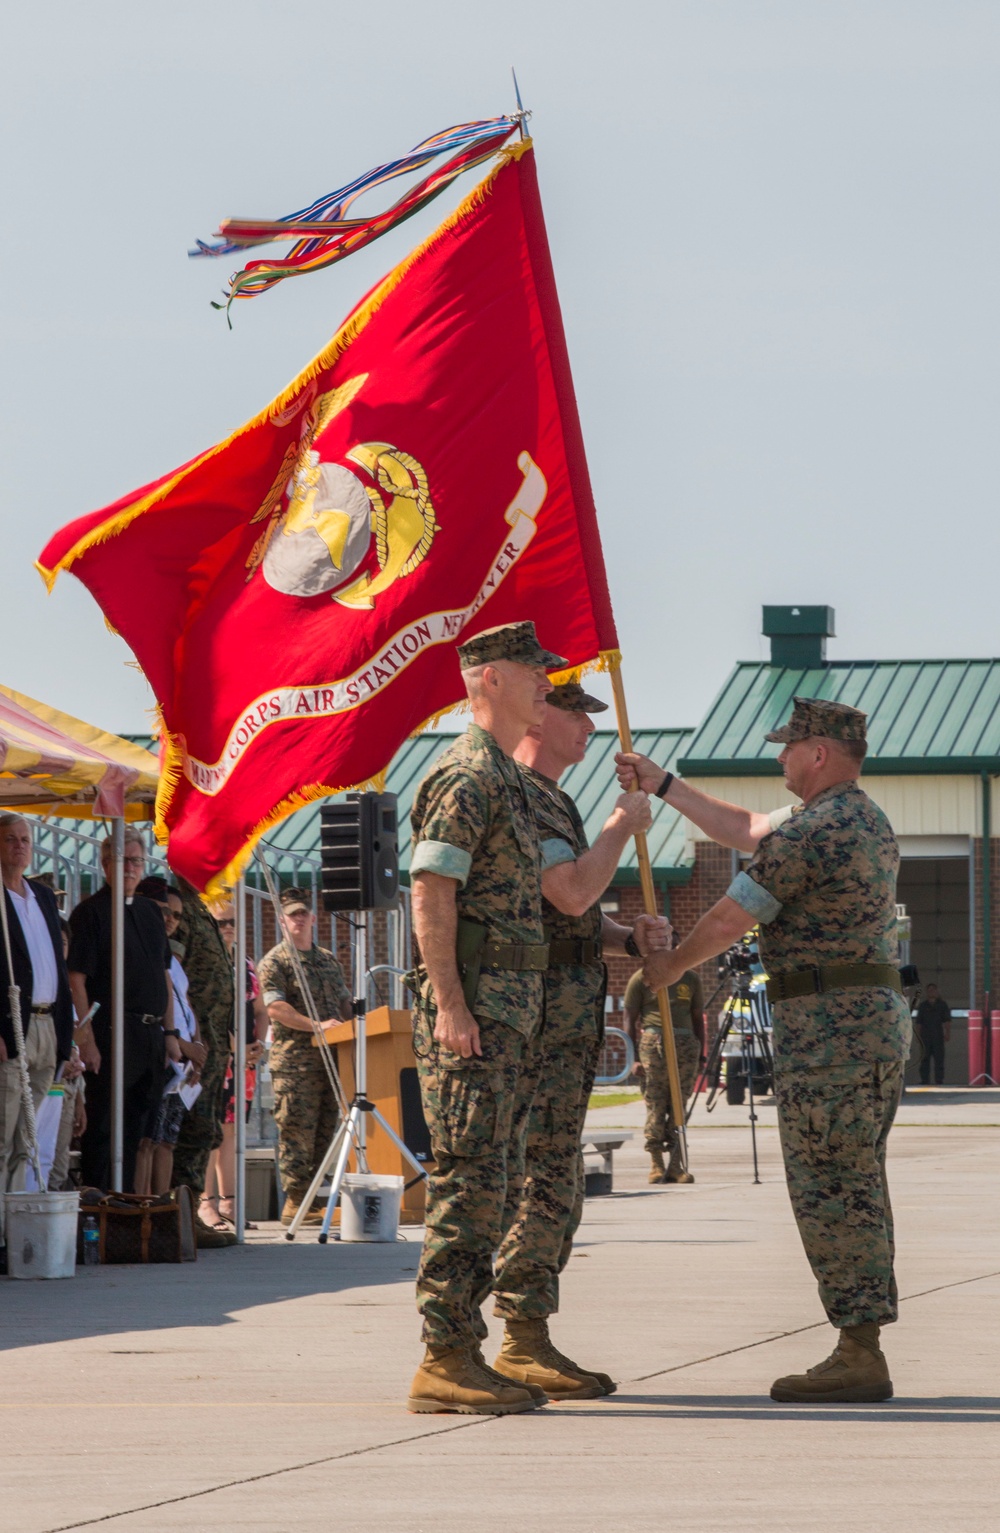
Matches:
[610,668,689,1173]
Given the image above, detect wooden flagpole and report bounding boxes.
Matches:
[610,667,689,1172]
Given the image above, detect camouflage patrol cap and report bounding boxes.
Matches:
[765,696,867,744]
[456,620,567,672]
[280,885,311,916]
[547,681,608,714]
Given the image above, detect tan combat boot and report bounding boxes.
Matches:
[470,1343,548,1407]
[648,1147,667,1184]
[493,1318,615,1400]
[770,1323,893,1403]
[665,1144,694,1184]
[408,1344,537,1415]
[280,1195,324,1228]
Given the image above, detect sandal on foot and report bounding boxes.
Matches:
[198,1195,227,1230]
[219,1197,257,1231]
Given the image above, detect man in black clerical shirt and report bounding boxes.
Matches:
[68,831,179,1191]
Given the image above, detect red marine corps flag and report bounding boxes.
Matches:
[38,139,619,897]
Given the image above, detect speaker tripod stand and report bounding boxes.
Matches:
[284,917,427,1243]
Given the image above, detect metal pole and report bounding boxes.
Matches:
[111,818,125,1192]
[353,917,368,1172]
[968,835,976,1015]
[610,667,688,1171]
[234,877,247,1243]
[982,772,992,1014]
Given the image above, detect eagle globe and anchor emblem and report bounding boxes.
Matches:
[258,439,439,610]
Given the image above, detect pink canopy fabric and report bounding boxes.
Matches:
[0,684,158,820]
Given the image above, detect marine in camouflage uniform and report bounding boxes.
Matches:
[408,621,565,1417]
[624,966,703,1180]
[171,877,234,1201]
[629,696,909,1403]
[492,760,604,1323]
[257,897,351,1213]
[487,680,659,1402]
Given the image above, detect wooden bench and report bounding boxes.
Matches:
[580,1130,634,1196]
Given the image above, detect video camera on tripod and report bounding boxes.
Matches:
[690,931,776,1184]
[713,935,774,1106]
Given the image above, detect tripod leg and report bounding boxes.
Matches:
[704,999,736,1113]
[745,1018,761,1186]
[318,1107,360,1245]
[368,1107,428,1182]
[284,1117,353,1242]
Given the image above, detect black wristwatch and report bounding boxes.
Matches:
[624,930,641,959]
[655,771,675,800]
[163,1029,180,1038]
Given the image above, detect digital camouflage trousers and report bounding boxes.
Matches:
[775,1056,904,1328]
[640,1027,700,1153]
[172,1046,227,1198]
[270,1041,340,1201]
[489,1032,601,1321]
[413,1008,542,1348]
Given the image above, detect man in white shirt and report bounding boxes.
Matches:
[0,814,74,1252]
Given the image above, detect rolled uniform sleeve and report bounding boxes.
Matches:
[727,870,783,925]
[540,836,576,871]
[727,810,813,926]
[258,950,289,1010]
[411,768,490,886]
[410,840,473,885]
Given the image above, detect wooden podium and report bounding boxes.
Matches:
[312,1006,430,1223]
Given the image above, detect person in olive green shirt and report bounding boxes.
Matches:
[623,951,704,1184]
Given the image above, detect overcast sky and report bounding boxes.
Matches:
[3,1,999,736]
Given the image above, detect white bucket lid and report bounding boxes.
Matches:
[341,1174,404,1190]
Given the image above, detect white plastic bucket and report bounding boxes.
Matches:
[339,1173,403,1242]
[4,1191,80,1279]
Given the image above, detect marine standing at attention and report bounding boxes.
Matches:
[407,621,563,1417]
[488,681,666,1400]
[623,948,704,1185]
[617,697,910,1403]
[257,887,352,1228]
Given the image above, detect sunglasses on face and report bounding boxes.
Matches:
[218,918,235,928]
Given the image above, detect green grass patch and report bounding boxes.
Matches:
[588,1090,642,1110]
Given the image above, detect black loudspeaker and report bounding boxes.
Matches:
[399,1066,432,1162]
[320,792,400,911]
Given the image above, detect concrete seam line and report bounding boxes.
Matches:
[630,1268,1000,1383]
[41,1416,495,1533]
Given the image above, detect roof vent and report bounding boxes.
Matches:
[762,606,835,668]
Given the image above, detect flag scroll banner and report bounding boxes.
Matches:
[38,141,619,897]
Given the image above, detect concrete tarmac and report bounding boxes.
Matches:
[4,1093,999,1532]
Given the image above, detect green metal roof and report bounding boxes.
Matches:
[679,661,1000,776]
[126,728,695,885]
[261,727,694,885]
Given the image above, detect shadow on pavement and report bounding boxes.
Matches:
[578,1392,1000,1424]
[0,1238,417,1355]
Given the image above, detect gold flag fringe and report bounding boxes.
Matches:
[201,768,389,903]
[548,648,622,687]
[154,648,619,900]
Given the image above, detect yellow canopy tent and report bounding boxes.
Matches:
[0,685,161,1193]
[0,684,158,819]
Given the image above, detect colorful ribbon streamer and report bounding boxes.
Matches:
[191,117,520,318]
